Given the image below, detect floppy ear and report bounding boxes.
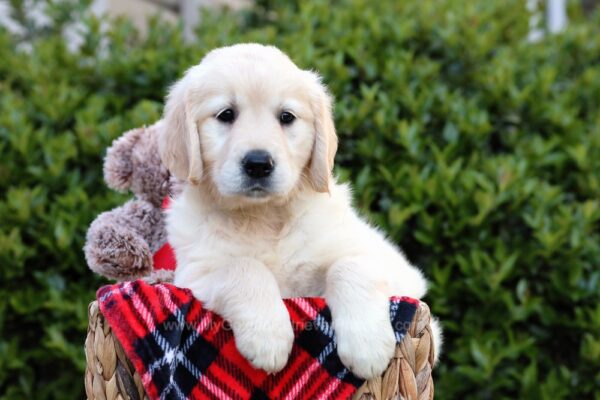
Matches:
[309,78,338,193]
[158,74,203,185]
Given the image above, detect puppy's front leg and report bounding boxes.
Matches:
[184,258,294,373]
[325,256,396,380]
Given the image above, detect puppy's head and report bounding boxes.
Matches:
[158,44,337,205]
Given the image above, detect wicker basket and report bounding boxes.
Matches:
[84,300,435,400]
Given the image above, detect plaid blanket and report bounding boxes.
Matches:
[97,280,419,400]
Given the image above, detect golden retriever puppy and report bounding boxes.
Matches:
[158,43,441,379]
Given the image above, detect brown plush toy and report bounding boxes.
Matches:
[84,121,180,282]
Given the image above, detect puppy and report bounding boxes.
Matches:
[158,43,441,379]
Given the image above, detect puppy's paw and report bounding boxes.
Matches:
[233,310,294,373]
[335,316,396,380]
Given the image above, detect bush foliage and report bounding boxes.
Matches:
[1,0,599,398]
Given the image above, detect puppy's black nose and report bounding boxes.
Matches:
[242,150,275,178]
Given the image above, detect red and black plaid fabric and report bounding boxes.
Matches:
[97,280,419,400]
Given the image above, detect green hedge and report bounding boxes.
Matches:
[1,0,599,398]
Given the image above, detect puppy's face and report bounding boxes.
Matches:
[158,44,337,206]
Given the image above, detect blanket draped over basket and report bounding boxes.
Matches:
[96,280,420,400]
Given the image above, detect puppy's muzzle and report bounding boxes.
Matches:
[242,150,275,179]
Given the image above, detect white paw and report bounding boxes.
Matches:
[232,311,294,373]
[335,317,396,380]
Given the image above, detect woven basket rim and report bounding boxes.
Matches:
[84,298,434,400]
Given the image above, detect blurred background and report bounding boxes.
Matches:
[0,0,599,398]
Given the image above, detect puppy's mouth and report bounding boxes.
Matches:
[243,183,272,198]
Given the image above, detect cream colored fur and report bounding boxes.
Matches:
[159,43,442,379]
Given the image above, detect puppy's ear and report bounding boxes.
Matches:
[158,73,203,185]
[308,74,338,193]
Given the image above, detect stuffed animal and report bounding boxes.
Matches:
[84,121,181,282]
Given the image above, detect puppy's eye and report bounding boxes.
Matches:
[216,108,236,123]
[279,111,296,125]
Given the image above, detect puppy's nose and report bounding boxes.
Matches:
[242,150,275,178]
